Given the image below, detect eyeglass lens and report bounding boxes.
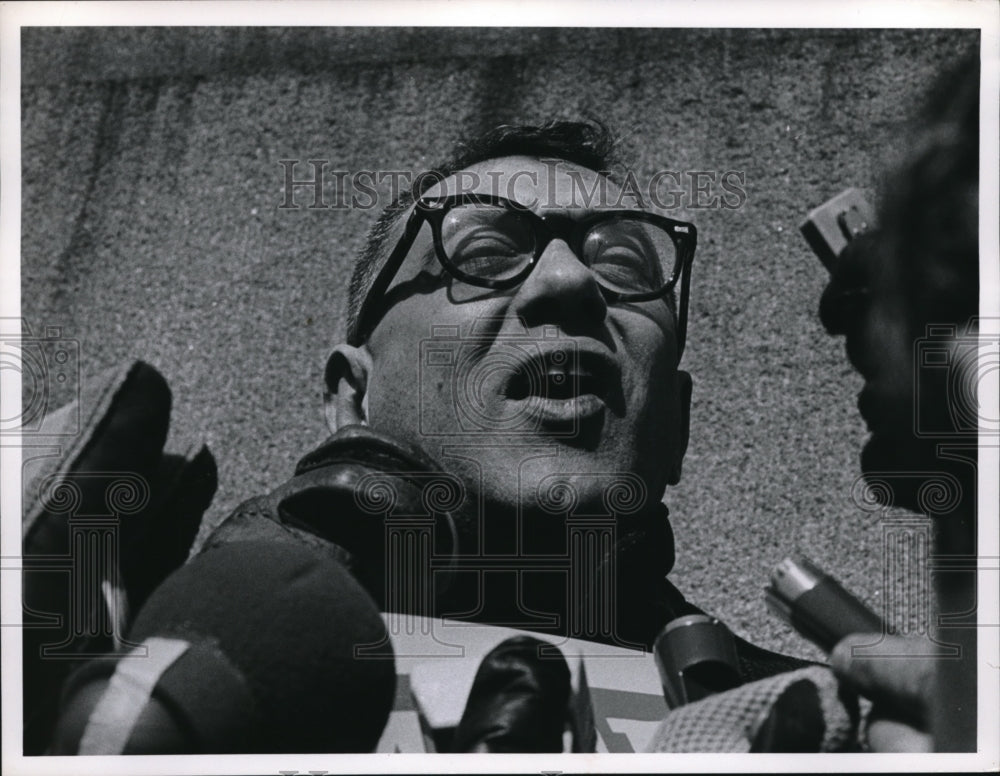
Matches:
[439,204,677,294]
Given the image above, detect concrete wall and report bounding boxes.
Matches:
[20,27,977,656]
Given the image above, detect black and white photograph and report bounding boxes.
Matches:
[2,1,998,772]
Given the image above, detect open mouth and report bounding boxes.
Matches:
[502,349,619,426]
[506,366,606,402]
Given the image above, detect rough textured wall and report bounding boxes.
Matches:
[20,27,977,657]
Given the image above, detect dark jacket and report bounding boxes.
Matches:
[196,424,811,683]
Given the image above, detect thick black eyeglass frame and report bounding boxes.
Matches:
[353,192,697,358]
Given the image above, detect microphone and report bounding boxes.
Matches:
[49,540,396,754]
[653,614,742,709]
[765,555,884,653]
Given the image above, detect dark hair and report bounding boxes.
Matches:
[879,52,979,329]
[345,120,622,345]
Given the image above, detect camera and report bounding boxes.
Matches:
[0,318,80,435]
[914,319,998,438]
[418,320,579,438]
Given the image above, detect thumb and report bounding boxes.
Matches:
[830,634,935,720]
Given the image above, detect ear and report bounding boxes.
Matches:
[665,369,692,485]
[323,344,373,432]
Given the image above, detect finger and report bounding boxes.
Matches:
[866,715,933,753]
[830,634,935,714]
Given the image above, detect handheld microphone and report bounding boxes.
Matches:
[766,555,884,653]
[653,614,742,709]
[50,540,396,754]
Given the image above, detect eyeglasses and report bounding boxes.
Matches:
[354,192,697,357]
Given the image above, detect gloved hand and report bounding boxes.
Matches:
[452,635,571,753]
[22,360,217,755]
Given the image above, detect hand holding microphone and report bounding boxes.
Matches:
[766,556,934,751]
[648,558,885,753]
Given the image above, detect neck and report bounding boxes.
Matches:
[436,493,679,647]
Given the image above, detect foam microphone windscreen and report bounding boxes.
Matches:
[55,540,396,753]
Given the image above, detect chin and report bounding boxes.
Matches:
[480,445,620,498]
[859,432,948,514]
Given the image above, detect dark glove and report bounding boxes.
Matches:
[22,360,217,754]
[451,636,571,753]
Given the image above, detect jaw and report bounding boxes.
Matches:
[859,430,975,518]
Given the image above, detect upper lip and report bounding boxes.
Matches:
[503,343,622,410]
[844,334,879,384]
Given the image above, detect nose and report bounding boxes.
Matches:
[818,232,878,336]
[509,238,608,330]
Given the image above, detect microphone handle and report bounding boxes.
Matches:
[789,577,884,654]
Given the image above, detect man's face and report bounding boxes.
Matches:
[823,243,917,475]
[362,156,690,526]
[821,234,976,512]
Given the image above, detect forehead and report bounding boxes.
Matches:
[427,155,634,212]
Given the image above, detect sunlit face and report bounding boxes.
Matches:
[362,156,689,535]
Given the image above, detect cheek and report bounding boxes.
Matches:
[367,363,414,432]
[366,335,422,431]
[620,321,674,414]
[864,301,912,394]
